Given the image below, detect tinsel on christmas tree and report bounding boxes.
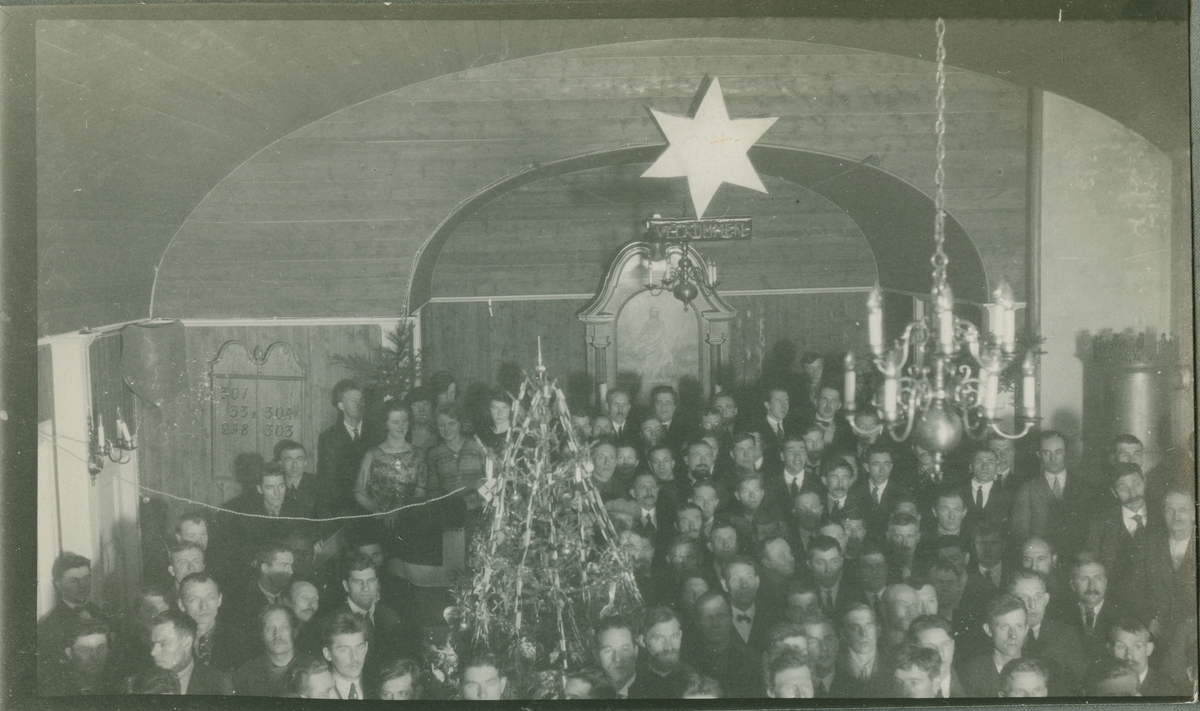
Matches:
[449,355,642,698]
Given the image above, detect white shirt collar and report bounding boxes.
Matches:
[972,479,994,494]
[176,659,195,695]
[347,598,374,620]
[784,469,805,485]
[848,648,876,676]
[1121,506,1148,531]
[343,420,361,439]
[617,674,636,698]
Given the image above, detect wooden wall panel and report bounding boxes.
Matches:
[135,323,382,523]
[420,300,588,394]
[419,292,868,410]
[155,38,1029,320]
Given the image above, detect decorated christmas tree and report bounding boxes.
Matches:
[449,345,642,698]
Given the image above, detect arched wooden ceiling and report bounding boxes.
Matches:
[28,11,1187,335]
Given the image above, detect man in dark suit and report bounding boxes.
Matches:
[224,464,305,570]
[809,384,856,459]
[962,446,1014,536]
[959,594,1029,697]
[830,603,889,697]
[274,439,325,520]
[1008,569,1087,694]
[649,385,691,457]
[178,572,249,674]
[802,617,841,697]
[231,543,294,634]
[1066,555,1120,662]
[604,387,635,445]
[317,379,370,513]
[1011,430,1094,560]
[1108,617,1187,696]
[629,472,673,550]
[629,606,693,699]
[768,433,824,514]
[909,614,968,698]
[720,556,781,653]
[680,591,764,697]
[149,609,234,695]
[756,385,791,468]
[329,552,424,669]
[41,621,121,696]
[1147,490,1197,648]
[38,552,108,689]
[806,535,865,621]
[1088,462,1154,611]
[850,444,908,539]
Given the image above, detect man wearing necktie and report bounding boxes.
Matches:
[963,447,1013,537]
[759,386,791,465]
[1068,557,1115,662]
[317,380,371,514]
[605,388,633,444]
[630,473,663,542]
[1011,431,1094,560]
[1087,463,1153,612]
[322,611,369,700]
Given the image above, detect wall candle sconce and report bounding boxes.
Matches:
[89,407,138,482]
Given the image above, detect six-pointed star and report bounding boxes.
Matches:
[642,77,778,219]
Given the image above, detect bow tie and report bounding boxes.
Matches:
[736,613,752,624]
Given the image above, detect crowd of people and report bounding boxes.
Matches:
[37,358,1198,699]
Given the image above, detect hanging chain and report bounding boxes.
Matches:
[931,17,949,289]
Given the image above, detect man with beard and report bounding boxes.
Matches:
[620,528,669,605]
[178,573,249,673]
[1009,569,1087,694]
[233,605,300,696]
[683,440,716,487]
[149,609,233,695]
[681,591,764,697]
[322,610,370,700]
[706,523,740,588]
[595,617,639,698]
[630,606,693,698]
[909,614,966,698]
[284,578,322,655]
[960,594,1029,697]
[43,621,118,695]
[831,603,887,697]
[1088,462,1153,611]
[879,584,921,659]
[674,503,705,544]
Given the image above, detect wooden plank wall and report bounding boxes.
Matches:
[154,38,1028,319]
[437,168,875,298]
[419,292,866,411]
[420,299,588,393]
[136,323,382,523]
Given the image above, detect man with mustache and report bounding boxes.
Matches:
[629,606,692,698]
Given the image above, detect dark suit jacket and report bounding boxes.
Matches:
[37,600,107,683]
[285,472,325,519]
[1023,618,1087,694]
[1141,663,1188,697]
[849,477,910,539]
[734,599,783,653]
[1146,533,1197,632]
[830,651,890,697]
[681,633,763,698]
[1066,600,1122,663]
[628,658,694,699]
[328,599,424,664]
[1011,472,1094,559]
[195,620,251,673]
[958,654,1003,697]
[317,420,372,511]
[1088,505,1154,610]
[961,480,1014,535]
[186,662,235,695]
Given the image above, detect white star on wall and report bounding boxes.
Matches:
[642,78,778,219]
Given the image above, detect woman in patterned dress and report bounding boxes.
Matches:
[355,401,426,531]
